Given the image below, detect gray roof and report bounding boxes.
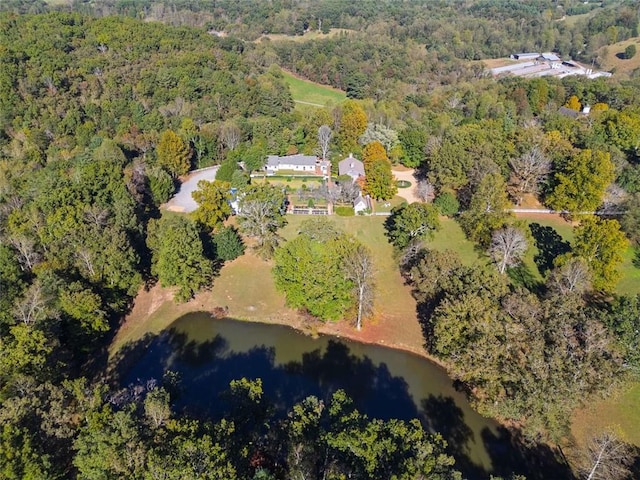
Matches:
[266,154,317,168]
[540,52,561,61]
[558,106,581,119]
[338,156,365,178]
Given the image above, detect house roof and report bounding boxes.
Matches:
[354,194,371,210]
[540,52,561,62]
[266,154,318,168]
[338,155,365,178]
[558,106,581,119]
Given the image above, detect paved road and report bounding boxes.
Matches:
[165,166,219,213]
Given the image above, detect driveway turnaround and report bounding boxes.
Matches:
[165,166,219,213]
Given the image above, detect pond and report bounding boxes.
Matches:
[120,313,569,480]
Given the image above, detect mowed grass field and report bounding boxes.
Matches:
[572,381,640,448]
[282,70,346,107]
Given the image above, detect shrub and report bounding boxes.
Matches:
[212,226,245,262]
[433,192,460,216]
[625,44,637,60]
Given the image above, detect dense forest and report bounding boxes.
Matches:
[1,1,640,478]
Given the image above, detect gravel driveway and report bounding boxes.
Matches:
[392,168,421,204]
[165,166,219,213]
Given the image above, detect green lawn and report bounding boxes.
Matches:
[282,70,346,107]
[280,216,418,323]
[429,218,483,266]
[572,382,640,447]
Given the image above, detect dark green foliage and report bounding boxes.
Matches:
[213,226,245,262]
[433,192,460,217]
[398,127,427,168]
[458,173,512,246]
[216,158,240,183]
[1,7,640,477]
[621,194,640,245]
[386,202,440,250]
[624,44,636,60]
[605,295,640,374]
[0,244,25,328]
[408,257,623,440]
[274,222,356,321]
[147,166,175,205]
[148,215,213,302]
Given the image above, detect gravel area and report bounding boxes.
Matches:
[392,168,421,203]
[165,166,219,213]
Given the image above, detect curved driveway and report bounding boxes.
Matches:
[165,166,219,213]
[392,168,421,204]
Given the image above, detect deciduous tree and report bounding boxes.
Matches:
[547,150,614,214]
[387,202,440,251]
[338,100,367,153]
[237,184,286,259]
[191,180,232,231]
[570,217,628,292]
[508,147,550,204]
[317,125,332,161]
[343,243,375,331]
[575,431,633,480]
[459,173,512,246]
[364,158,397,201]
[157,129,192,178]
[149,215,213,302]
[489,226,528,274]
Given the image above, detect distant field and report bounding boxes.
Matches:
[257,28,353,43]
[282,70,346,107]
[597,36,640,76]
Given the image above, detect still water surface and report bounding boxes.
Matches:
[123,312,564,479]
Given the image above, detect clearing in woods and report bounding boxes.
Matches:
[596,36,640,77]
[282,70,347,107]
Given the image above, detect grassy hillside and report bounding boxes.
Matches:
[597,37,640,76]
[282,70,346,107]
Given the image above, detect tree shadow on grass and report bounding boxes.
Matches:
[508,263,543,294]
[529,223,571,275]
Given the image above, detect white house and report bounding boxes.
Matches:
[353,194,372,214]
[265,154,330,176]
[338,153,365,182]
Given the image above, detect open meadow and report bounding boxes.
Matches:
[597,36,640,77]
[282,70,347,107]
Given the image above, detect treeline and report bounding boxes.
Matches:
[1,374,464,479]
[7,0,637,67]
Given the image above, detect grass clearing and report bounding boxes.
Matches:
[572,382,640,447]
[282,70,346,107]
[597,36,640,76]
[113,215,423,356]
[256,28,353,43]
[430,218,483,266]
[280,215,418,327]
